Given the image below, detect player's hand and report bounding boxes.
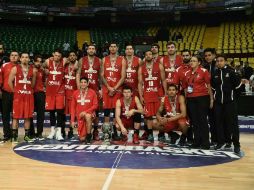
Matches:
[158,117,168,125]
[209,99,214,109]
[121,127,128,136]
[71,122,76,128]
[241,79,249,84]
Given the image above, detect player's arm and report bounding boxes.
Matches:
[115,99,126,131]
[100,57,113,92]
[126,96,144,117]
[8,66,17,92]
[159,59,167,95]
[167,95,186,122]
[70,92,77,127]
[32,67,38,88]
[156,97,165,120]
[138,65,144,104]
[76,58,82,89]
[98,58,102,98]
[113,58,126,90]
[42,59,49,69]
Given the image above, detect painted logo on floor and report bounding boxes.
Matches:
[13,140,243,169]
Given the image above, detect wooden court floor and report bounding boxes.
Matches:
[0,130,253,190]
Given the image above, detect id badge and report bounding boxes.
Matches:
[187,85,193,93]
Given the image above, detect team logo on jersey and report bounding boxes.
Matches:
[13,139,242,169]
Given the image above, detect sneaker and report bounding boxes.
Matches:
[67,130,74,139]
[210,141,217,148]
[85,134,92,144]
[47,127,56,139]
[169,132,180,144]
[93,129,100,141]
[178,135,186,146]
[121,134,128,142]
[234,146,241,154]
[189,143,200,149]
[139,131,148,140]
[200,145,210,150]
[133,133,140,144]
[215,143,225,150]
[158,136,166,143]
[55,128,64,141]
[112,133,121,141]
[11,137,19,144]
[147,134,154,143]
[24,135,35,143]
[225,143,232,149]
[37,134,45,141]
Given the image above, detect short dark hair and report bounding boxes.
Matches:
[145,50,152,55]
[80,77,89,82]
[181,49,191,55]
[151,43,160,49]
[53,49,62,55]
[68,51,77,56]
[20,52,29,56]
[216,54,227,60]
[166,41,176,48]
[192,55,203,64]
[204,48,216,55]
[109,41,118,47]
[34,55,42,62]
[88,43,96,48]
[123,85,132,92]
[125,44,133,49]
[168,83,178,90]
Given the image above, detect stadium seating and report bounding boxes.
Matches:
[1,25,76,55]
[7,0,75,7]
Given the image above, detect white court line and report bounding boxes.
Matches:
[102,145,126,190]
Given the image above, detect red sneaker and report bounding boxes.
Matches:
[139,131,148,140]
[133,133,140,144]
[93,129,100,141]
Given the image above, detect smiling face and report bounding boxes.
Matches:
[216,57,226,69]
[190,56,200,69]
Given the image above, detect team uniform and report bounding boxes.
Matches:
[45,59,65,110]
[174,64,190,91]
[153,56,164,97]
[71,89,98,138]
[12,65,34,119]
[119,97,139,128]
[124,56,139,97]
[163,55,183,85]
[1,62,16,139]
[102,56,123,109]
[142,61,161,117]
[64,63,77,114]
[162,95,188,133]
[80,56,101,99]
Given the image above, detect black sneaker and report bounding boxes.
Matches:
[169,132,180,144]
[37,134,45,141]
[85,134,92,144]
[201,145,210,150]
[147,134,154,143]
[112,133,121,141]
[234,146,241,154]
[190,143,200,149]
[67,130,74,139]
[215,143,225,150]
[210,142,217,148]
[225,143,231,149]
[178,135,186,146]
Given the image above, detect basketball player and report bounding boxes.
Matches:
[71,77,98,143]
[76,44,101,141]
[161,41,183,85]
[0,51,19,142]
[156,84,188,145]
[29,55,46,140]
[44,49,68,141]
[101,42,126,140]
[115,85,144,144]
[138,50,167,143]
[8,52,37,143]
[124,44,142,97]
[64,51,78,139]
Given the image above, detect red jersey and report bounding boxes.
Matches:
[120,97,137,120]
[163,55,183,84]
[45,59,65,96]
[124,56,139,92]
[1,62,16,92]
[64,63,77,98]
[142,61,161,103]
[103,55,123,90]
[34,67,45,93]
[183,66,211,98]
[71,88,98,123]
[14,64,33,95]
[163,95,180,116]
[80,56,100,91]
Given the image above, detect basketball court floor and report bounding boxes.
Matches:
[0,128,253,190]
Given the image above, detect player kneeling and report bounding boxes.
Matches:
[70,77,98,143]
[115,86,144,144]
[156,84,189,146]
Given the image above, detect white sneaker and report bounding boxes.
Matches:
[47,127,56,139]
[55,127,64,141]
